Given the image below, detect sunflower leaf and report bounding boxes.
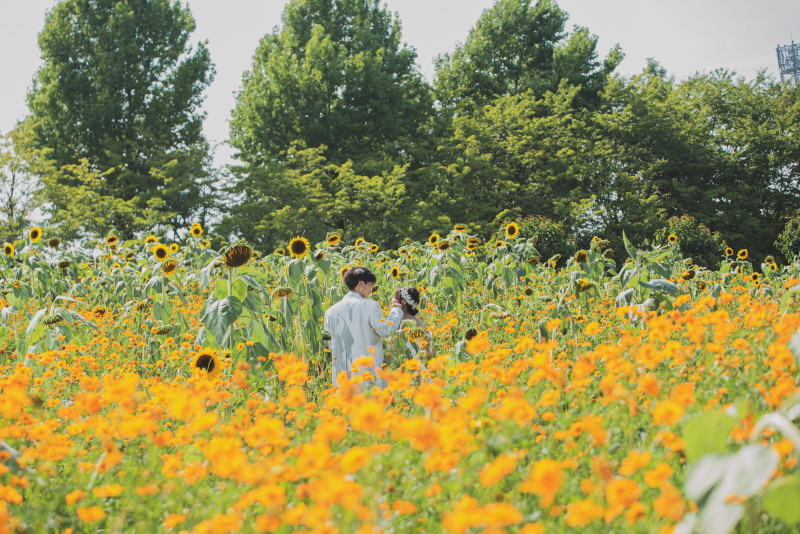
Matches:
[201,296,243,346]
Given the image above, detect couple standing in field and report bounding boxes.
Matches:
[323,266,433,390]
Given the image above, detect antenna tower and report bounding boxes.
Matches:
[777,40,800,84]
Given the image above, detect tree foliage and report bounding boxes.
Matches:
[27,0,214,237]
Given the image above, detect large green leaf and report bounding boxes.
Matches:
[201,296,243,346]
[763,475,800,524]
[683,410,736,463]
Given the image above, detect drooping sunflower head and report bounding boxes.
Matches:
[152,244,169,262]
[273,287,293,299]
[192,348,222,379]
[737,249,748,260]
[437,240,451,252]
[495,240,505,248]
[505,222,519,239]
[274,248,285,256]
[326,233,341,246]
[764,255,775,264]
[225,244,253,268]
[3,243,14,257]
[428,233,440,247]
[162,260,178,277]
[29,227,42,243]
[668,234,677,243]
[144,235,158,245]
[454,224,467,233]
[288,237,310,259]
[369,243,379,253]
[314,250,325,261]
[48,238,61,249]
[575,250,588,264]
[106,235,118,246]
[190,224,203,237]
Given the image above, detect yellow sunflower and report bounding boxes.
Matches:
[390,264,400,278]
[152,244,169,262]
[29,227,42,243]
[505,222,519,239]
[145,235,158,245]
[575,250,588,263]
[668,234,677,243]
[106,235,118,246]
[428,233,440,247]
[737,249,748,260]
[369,243,379,253]
[192,349,223,379]
[3,243,14,256]
[454,224,467,232]
[355,238,365,247]
[224,245,253,268]
[326,233,341,246]
[169,243,179,253]
[288,237,310,259]
[274,248,285,256]
[190,225,203,237]
[162,260,178,277]
[725,247,734,256]
[495,240,505,248]
[437,240,451,251]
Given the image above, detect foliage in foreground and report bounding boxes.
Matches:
[1,223,800,533]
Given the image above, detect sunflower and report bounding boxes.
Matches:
[725,247,734,256]
[340,266,352,280]
[404,238,411,245]
[326,233,341,246]
[454,224,467,232]
[429,233,440,247]
[437,240,451,252]
[48,238,61,249]
[3,243,13,256]
[225,244,253,268]
[192,349,222,379]
[190,225,203,237]
[288,237,310,259]
[58,260,72,269]
[576,279,594,293]
[274,288,293,298]
[369,243,379,253]
[162,260,178,277]
[93,306,106,317]
[144,235,158,245]
[495,240,505,248]
[106,235,118,246]
[603,249,614,259]
[407,328,427,344]
[575,250,588,264]
[764,255,775,264]
[390,265,400,278]
[770,263,778,272]
[751,273,760,282]
[667,234,677,243]
[29,227,42,243]
[274,248,285,256]
[697,281,707,291]
[505,222,519,239]
[737,249,748,260]
[169,243,179,253]
[314,250,325,261]
[152,244,169,262]
[355,238,365,247]
[681,269,696,281]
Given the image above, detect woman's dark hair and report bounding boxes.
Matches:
[342,267,377,290]
[394,286,421,316]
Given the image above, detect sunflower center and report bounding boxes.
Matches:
[195,355,214,372]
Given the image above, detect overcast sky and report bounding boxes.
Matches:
[2,0,798,166]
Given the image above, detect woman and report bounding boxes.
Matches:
[391,286,434,361]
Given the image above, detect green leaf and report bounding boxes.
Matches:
[763,475,800,523]
[213,278,228,301]
[639,278,680,295]
[683,410,736,463]
[622,230,636,260]
[287,259,304,286]
[201,296,243,346]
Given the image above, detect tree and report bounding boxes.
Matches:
[27,0,214,238]
[229,0,433,173]
[0,124,51,243]
[434,0,622,113]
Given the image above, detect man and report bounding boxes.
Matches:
[324,267,403,390]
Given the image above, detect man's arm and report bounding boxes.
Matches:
[367,301,403,338]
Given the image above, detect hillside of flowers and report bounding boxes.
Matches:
[2,223,800,533]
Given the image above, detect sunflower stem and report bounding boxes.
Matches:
[227,267,234,376]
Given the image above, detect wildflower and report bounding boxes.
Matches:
[29,227,42,242]
[505,222,519,239]
[480,454,517,487]
[77,506,105,522]
[225,245,253,268]
[520,459,563,506]
[288,237,310,259]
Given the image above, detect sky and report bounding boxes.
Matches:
[1,0,798,166]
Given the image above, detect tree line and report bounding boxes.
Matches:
[1,0,799,264]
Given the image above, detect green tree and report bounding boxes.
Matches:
[434,0,622,113]
[229,0,433,174]
[27,0,214,237]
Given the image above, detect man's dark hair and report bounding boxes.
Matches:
[342,266,377,290]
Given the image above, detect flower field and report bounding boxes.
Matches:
[2,224,800,533]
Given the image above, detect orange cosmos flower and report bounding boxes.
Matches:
[77,506,105,523]
[480,454,517,487]
[520,458,563,506]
